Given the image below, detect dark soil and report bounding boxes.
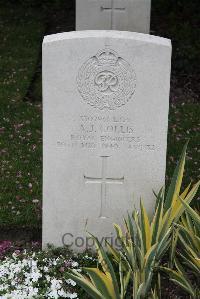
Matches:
[0,227,41,242]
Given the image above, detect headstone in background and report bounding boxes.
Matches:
[76,0,151,33]
[42,31,171,250]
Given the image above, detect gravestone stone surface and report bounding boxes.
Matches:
[76,0,151,33]
[42,31,171,250]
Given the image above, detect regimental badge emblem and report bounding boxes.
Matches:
[77,48,136,110]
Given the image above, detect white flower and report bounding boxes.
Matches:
[43,266,49,272]
[48,289,59,299]
[31,270,42,282]
[71,261,79,268]
[0,250,81,299]
[46,275,51,282]
[50,278,62,290]
[66,292,78,298]
[53,260,57,266]
[66,279,76,286]
[58,288,68,297]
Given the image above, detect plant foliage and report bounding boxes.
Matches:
[66,144,199,298]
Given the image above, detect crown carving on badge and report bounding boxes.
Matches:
[96,49,118,66]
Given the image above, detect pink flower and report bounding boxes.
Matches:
[0,241,12,257]
[59,267,65,273]
[64,260,72,268]
[14,250,21,256]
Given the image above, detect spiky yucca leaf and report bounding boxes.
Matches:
[161,193,200,297]
[140,201,152,254]
[177,222,200,253]
[90,234,121,298]
[173,181,200,222]
[176,202,200,279]
[108,143,199,298]
[169,225,179,268]
[151,198,164,244]
[179,251,200,276]
[119,258,131,298]
[157,181,200,241]
[151,273,161,299]
[159,265,195,298]
[164,141,188,212]
[66,234,122,299]
[83,267,117,298]
[66,270,103,299]
[179,196,200,227]
[68,143,199,299]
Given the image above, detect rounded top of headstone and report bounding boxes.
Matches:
[43,30,171,48]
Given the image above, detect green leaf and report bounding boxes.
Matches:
[178,194,200,227]
[179,252,200,276]
[126,213,135,243]
[174,181,200,221]
[140,200,151,254]
[66,271,103,299]
[156,228,171,260]
[153,187,165,212]
[88,233,121,299]
[159,266,195,297]
[144,244,157,280]
[106,242,121,264]
[178,223,200,252]
[151,199,164,245]
[169,226,179,268]
[158,208,172,242]
[113,224,132,266]
[84,268,116,299]
[119,258,130,298]
[165,141,188,212]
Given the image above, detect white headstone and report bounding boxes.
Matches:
[76,0,151,33]
[42,31,171,250]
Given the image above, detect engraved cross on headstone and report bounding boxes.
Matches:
[101,0,126,29]
[84,156,124,219]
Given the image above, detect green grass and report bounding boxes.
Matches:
[0,3,44,227]
[0,1,199,229]
[167,103,200,188]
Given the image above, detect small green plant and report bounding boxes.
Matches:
[66,144,200,298]
[179,198,200,278]
[160,198,200,298]
[66,235,130,299]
